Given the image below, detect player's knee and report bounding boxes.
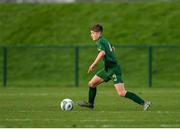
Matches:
[118,92,126,97]
[88,81,96,87]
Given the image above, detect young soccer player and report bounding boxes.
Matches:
[78,24,151,110]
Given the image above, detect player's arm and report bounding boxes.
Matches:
[88,50,106,73]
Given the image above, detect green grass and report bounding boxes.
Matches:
[0,3,180,45]
[0,3,180,87]
[0,86,180,127]
[0,3,179,128]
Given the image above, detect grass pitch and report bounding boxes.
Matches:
[0,86,180,128]
[0,3,180,45]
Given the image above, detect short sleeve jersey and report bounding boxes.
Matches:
[96,36,118,68]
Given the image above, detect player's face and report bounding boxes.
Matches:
[90,31,101,41]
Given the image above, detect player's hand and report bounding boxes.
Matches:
[88,64,95,73]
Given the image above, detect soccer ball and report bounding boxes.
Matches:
[60,98,74,111]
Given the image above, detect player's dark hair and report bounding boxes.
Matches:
[91,24,103,33]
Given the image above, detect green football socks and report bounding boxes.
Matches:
[88,87,97,106]
[88,88,144,107]
[125,91,145,105]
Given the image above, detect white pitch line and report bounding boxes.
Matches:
[160,124,180,127]
[2,118,180,122]
[81,119,134,122]
[2,118,134,122]
[101,124,117,128]
[6,110,180,114]
[0,93,49,96]
[16,111,56,113]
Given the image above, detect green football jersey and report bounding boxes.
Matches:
[96,36,118,68]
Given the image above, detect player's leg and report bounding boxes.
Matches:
[78,75,104,108]
[114,83,127,96]
[88,68,112,107]
[112,71,151,110]
[78,69,109,109]
[114,83,145,105]
[88,75,104,107]
[88,75,104,88]
[114,83,151,110]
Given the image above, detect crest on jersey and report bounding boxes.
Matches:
[97,46,101,51]
[112,74,117,82]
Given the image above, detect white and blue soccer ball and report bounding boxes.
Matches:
[60,98,74,111]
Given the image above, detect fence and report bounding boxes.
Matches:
[0,45,180,88]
